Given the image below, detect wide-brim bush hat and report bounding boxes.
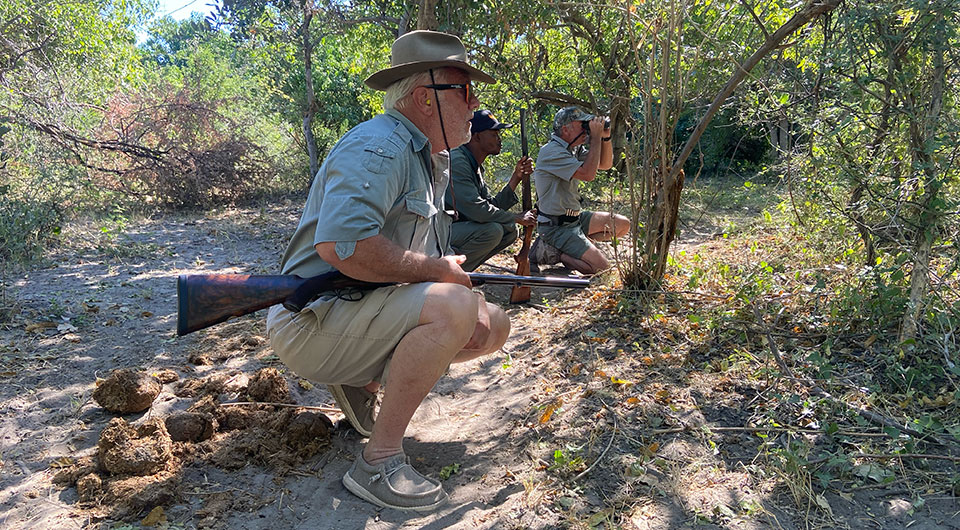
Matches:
[365,30,496,91]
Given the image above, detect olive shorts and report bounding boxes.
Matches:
[538,210,596,260]
[266,282,431,387]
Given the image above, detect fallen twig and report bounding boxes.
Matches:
[651,425,892,437]
[842,477,909,493]
[220,401,340,414]
[572,402,617,482]
[752,305,950,447]
[848,453,960,462]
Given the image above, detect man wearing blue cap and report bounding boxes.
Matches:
[446,109,536,271]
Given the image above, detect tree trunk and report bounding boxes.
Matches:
[899,44,946,346]
[634,0,841,289]
[301,0,319,180]
[417,0,439,31]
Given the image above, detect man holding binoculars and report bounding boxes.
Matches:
[530,106,630,275]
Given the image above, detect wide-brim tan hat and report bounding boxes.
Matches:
[365,30,496,91]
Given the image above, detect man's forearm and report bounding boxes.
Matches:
[599,138,614,170]
[574,136,604,181]
[315,235,450,284]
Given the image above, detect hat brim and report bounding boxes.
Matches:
[365,61,496,91]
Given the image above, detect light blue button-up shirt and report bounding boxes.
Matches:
[280,109,453,278]
[532,133,587,217]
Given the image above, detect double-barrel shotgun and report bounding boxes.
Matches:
[176,270,589,336]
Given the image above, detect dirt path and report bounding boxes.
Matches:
[0,204,563,529]
[1,205,958,529]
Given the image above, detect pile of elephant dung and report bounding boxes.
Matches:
[188,399,333,470]
[174,372,249,398]
[245,367,293,403]
[53,417,180,518]
[92,369,161,413]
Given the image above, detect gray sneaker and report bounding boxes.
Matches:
[328,384,376,437]
[342,452,448,511]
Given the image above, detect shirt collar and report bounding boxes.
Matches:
[454,144,479,171]
[385,108,430,153]
[550,132,572,151]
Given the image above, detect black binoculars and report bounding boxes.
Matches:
[581,117,611,131]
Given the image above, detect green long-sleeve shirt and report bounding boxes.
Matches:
[445,144,518,225]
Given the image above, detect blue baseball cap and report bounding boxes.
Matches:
[471,110,513,133]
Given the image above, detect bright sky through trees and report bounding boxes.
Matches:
[156,0,215,20]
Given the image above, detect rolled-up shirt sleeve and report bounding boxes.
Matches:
[314,135,404,260]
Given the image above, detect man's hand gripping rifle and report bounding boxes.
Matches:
[176,271,590,336]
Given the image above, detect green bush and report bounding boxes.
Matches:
[676,106,770,179]
[0,188,62,265]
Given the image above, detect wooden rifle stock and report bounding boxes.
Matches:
[177,271,589,336]
[510,107,534,304]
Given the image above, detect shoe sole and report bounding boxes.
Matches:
[342,472,447,512]
[328,385,373,437]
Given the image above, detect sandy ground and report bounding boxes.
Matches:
[1,203,959,529]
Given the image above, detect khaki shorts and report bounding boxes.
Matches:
[266,283,431,387]
[538,210,596,260]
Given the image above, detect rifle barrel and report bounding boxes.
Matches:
[471,273,589,289]
[520,108,528,158]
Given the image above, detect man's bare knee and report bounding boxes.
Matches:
[420,283,478,346]
[452,302,509,362]
[614,214,630,237]
[485,304,510,353]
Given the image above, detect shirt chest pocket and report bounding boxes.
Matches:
[362,142,398,174]
[404,193,438,219]
[399,188,439,253]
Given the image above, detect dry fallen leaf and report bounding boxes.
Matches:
[49,456,74,469]
[539,398,563,424]
[25,321,56,333]
[644,442,660,456]
[814,494,833,517]
[141,506,165,526]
